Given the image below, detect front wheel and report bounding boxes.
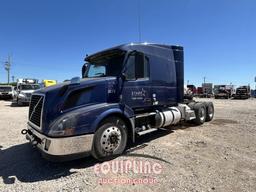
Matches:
[17,98,22,106]
[91,117,127,160]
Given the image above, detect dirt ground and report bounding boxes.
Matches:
[0,98,256,192]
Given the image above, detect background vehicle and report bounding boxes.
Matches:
[23,43,214,161]
[234,85,251,99]
[214,85,235,99]
[0,85,13,100]
[42,80,57,87]
[196,87,203,97]
[251,89,256,98]
[184,85,193,100]
[202,83,213,98]
[13,78,41,105]
[187,85,197,95]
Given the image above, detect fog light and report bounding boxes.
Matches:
[45,139,51,151]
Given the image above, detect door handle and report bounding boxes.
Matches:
[144,98,151,103]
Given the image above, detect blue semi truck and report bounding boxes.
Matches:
[22,43,214,161]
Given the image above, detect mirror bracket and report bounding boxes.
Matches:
[70,77,81,85]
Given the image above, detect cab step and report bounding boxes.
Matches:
[137,128,158,136]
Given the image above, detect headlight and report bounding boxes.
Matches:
[18,93,25,98]
[48,114,77,136]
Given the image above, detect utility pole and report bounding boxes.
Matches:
[11,75,15,83]
[203,76,206,84]
[4,56,11,84]
[255,76,256,91]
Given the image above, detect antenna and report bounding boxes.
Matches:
[137,0,142,42]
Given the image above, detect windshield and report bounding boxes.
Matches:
[84,53,125,78]
[0,87,12,92]
[20,84,40,90]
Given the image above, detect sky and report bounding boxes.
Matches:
[0,0,256,87]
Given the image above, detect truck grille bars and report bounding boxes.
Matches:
[29,95,44,128]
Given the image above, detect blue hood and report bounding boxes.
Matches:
[37,77,117,94]
[34,77,119,134]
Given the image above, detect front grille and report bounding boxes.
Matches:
[29,95,44,128]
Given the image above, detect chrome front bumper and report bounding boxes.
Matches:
[26,125,94,159]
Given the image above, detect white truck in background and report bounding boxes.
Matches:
[0,85,13,100]
[13,78,41,105]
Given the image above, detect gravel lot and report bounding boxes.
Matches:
[0,98,256,192]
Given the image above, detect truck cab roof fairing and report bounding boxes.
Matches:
[85,43,183,62]
[85,48,126,63]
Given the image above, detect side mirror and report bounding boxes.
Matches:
[121,73,127,81]
[70,77,80,85]
[82,63,89,78]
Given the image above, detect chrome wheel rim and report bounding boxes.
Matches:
[199,108,205,121]
[208,106,213,118]
[100,126,121,153]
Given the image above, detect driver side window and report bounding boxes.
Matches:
[126,55,136,80]
[125,53,149,81]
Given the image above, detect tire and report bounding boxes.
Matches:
[17,98,22,106]
[192,103,206,125]
[91,117,128,160]
[205,102,214,122]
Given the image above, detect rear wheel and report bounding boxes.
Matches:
[91,117,127,160]
[192,103,206,125]
[205,102,214,122]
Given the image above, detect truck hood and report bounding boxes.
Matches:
[32,76,118,134]
[36,77,117,94]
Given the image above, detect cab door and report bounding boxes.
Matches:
[121,52,151,110]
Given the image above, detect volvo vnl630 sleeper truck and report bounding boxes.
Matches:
[22,43,214,161]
